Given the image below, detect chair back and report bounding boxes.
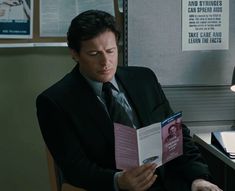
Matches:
[46,148,86,191]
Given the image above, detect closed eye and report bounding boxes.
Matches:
[86,47,116,56]
[87,51,99,56]
[106,48,116,54]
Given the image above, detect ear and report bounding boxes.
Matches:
[69,49,80,62]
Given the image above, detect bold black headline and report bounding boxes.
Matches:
[188,31,222,44]
[188,1,222,13]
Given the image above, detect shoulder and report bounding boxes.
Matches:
[117,66,157,81]
[117,66,154,74]
[37,65,81,101]
[38,73,72,99]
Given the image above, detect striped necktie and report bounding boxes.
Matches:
[102,82,134,127]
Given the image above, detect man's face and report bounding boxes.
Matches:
[72,31,118,82]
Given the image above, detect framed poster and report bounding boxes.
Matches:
[182,0,229,51]
[0,0,33,39]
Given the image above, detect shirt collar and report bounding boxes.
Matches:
[110,77,119,91]
[82,74,119,97]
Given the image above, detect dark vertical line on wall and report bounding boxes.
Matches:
[123,0,128,66]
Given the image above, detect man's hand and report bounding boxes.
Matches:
[191,179,223,191]
[117,163,157,191]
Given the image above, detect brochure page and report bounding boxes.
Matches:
[114,112,183,170]
[137,123,162,166]
[161,112,183,163]
[114,123,139,169]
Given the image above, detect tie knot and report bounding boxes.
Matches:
[102,82,113,92]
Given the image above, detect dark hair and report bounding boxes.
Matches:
[67,10,120,53]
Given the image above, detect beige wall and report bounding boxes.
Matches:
[0,47,74,191]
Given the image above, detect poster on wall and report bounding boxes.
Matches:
[182,0,229,51]
[0,0,33,39]
[40,0,114,37]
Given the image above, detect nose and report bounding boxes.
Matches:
[100,52,109,66]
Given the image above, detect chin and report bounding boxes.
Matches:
[100,77,112,83]
[93,70,116,82]
[100,74,115,82]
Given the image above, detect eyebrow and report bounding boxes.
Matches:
[86,47,117,53]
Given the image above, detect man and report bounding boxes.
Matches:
[36,10,222,191]
[164,124,180,143]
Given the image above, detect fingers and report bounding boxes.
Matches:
[133,163,157,184]
[191,179,223,191]
[130,163,156,176]
[118,163,158,191]
[137,173,157,191]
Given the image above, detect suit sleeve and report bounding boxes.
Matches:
[36,94,116,191]
[166,124,210,176]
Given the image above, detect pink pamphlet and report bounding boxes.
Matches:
[114,112,183,170]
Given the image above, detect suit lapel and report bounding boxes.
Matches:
[69,66,114,145]
[116,68,151,127]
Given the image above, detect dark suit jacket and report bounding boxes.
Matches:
[36,65,210,191]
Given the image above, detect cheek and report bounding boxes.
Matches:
[80,57,96,68]
[79,60,95,74]
[109,55,118,67]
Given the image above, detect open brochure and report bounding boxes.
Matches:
[114,112,183,170]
